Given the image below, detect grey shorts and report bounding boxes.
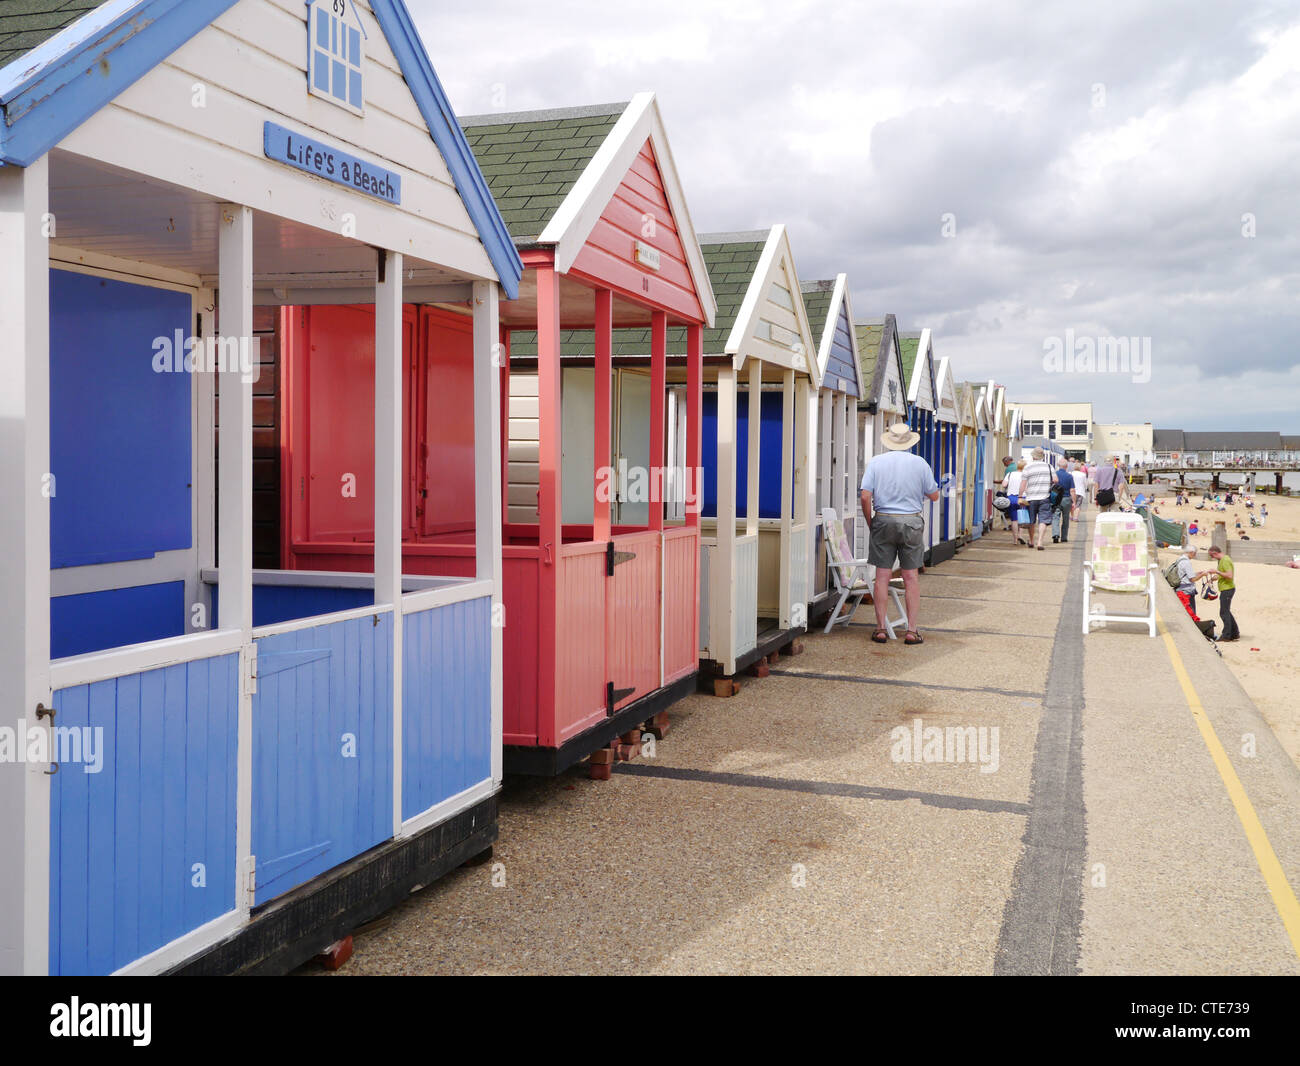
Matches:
[868,513,925,571]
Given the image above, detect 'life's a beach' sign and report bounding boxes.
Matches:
[263,122,401,204]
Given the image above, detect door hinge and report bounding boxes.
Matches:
[244,855,257,903]
[606,541,636,576]
[606,681,636,716]
[242,645,258,696]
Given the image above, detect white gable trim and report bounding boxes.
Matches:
[537,92,716,326]
[724,224,820,386]
[934,355,959,424]
[905,327,934,409]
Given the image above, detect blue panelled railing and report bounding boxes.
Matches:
[402,596,493,821]
[49,653,239,975]
[251,611,394,906]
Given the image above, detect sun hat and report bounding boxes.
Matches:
[881,421,921,451]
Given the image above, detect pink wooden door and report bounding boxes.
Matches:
[606,530,660,712]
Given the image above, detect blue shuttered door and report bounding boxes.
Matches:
[251,614,394,905]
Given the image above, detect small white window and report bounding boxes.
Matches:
[308,0,364,115]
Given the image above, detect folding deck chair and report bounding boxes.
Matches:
[1083,511,1158,637]
[821,507,908,638]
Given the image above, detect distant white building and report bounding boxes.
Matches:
[1006,401,1093,460]
[1092,423,1153,466]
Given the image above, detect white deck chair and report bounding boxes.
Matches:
[1083,511,1158,637]
[821,507,908,638]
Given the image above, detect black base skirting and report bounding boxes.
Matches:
[700,623,807,680]
[169,795,498,975]
[503,672,698,777]
[927,538,960,566]
[806,589,835,624]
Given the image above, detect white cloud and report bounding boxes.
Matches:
[411,0,1300,431]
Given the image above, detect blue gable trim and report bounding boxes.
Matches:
[0,0,241,168]
[0,0,523,300]
[369,0,523,299]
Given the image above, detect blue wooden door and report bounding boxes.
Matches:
[251,613,394,905]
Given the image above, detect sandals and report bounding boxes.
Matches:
[871,629,889,644]
[904,631,924,645]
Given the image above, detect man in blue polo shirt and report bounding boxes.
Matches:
[861,421,940,646]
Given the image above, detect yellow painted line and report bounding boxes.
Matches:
[1157,611,1300,959]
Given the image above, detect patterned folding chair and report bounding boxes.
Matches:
[821,507,907,637]
[1083,511,1158,637]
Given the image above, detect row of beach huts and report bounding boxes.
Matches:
[0,0,1018,975]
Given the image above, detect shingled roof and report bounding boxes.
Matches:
[898,331,921,384]
[0,0,104,68]
[799,280,834,343]
[854,315,912,413]
[1153,429,1288,452]
[509,231,767,359]
[855,320,884,396]
[459,103,627,244]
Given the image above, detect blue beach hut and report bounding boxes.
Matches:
[0,0,520,975]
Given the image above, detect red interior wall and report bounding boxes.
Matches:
[283,304,474,557]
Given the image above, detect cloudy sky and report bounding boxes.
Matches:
[413,0,1300,433]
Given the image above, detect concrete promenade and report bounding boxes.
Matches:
[311,513,1300,975]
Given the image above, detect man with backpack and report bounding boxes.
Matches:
[1051,457,1078,543]
[1166,546,1216,619]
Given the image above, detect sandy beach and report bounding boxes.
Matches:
[1147,483,1300,768]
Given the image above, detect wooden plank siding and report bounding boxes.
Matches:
[507,372,541,525]
[568,139,703,324]
[662,526,699,683]
[57,0,494,280]
[251,611,394,906]
[49,654,240,975]
[401,597,493,820]
[827,297,859,396]
[254,305,281,567]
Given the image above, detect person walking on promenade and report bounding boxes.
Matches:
[1001,457,1026,545]
[1051,457,1078,543]
[1094,455,1127,512]
[1071,461,1088,525]
[1207,546,1240,642]
[997,455,1016,532]
[861,421,939,646]
[1020,447,1054,550]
